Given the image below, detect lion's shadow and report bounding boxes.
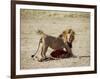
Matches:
[41,56,77,62]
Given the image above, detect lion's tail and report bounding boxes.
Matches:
[36,30,46,36]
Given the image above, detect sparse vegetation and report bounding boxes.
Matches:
[20,9,90,69]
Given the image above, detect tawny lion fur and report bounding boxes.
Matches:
[31,29,75,62]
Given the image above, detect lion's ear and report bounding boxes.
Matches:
[62,30,67,34]
[67,29,72,33]
[58,34,63,38]
[73,31,75,35]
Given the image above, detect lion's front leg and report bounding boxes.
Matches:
[64,44,74,58]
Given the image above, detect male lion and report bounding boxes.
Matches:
[31,29,75,62]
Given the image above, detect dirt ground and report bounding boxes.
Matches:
[20,9,90,69]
